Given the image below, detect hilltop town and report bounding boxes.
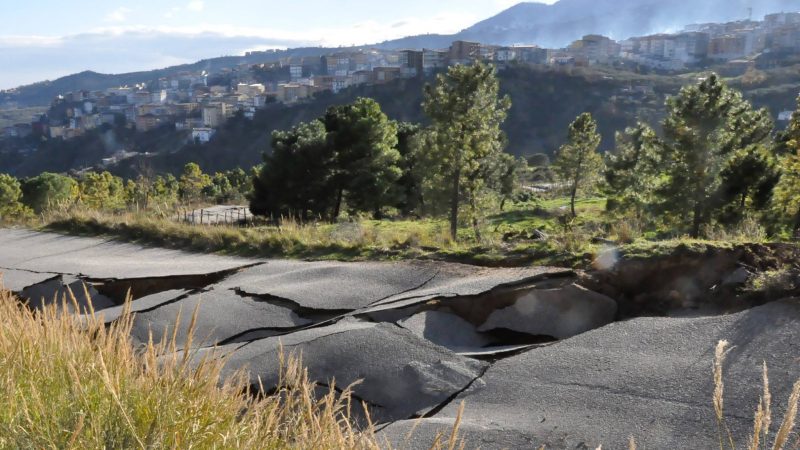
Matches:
[2,11,800,155]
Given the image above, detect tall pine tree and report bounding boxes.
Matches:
[657,74,774,237]
[422,62,511,240]
[553,113,603,218]
[772,96,800,233]
[605,122,661,220]
[324,98,400,219]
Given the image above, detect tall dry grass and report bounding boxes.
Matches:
[712,340,800,450]
[0,282,464,449]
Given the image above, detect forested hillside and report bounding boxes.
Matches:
[114,65,683,178]
[3,64,799,178]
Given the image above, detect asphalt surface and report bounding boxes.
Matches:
[4,228,794,449]
[379,300,800,449]
[0,229,254,279]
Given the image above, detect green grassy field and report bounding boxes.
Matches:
[37,194,747,270]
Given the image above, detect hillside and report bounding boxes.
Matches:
[6,1,800,109]
[380,0,800,49]
[110,66,682,178]
[102,65,800,178]
[4,63,798,179]
[0,47,336,107]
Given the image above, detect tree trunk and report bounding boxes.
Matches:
[333,188,343,223]
[570,182,578,218]
[691,203,703,239]
[470,197,481,241]
[500,197,507,211]
[449,166,461,242]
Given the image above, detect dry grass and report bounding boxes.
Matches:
[703,216,768,243]
[0,282,463,449]
[38,209,467,262]
[712,340,800,450]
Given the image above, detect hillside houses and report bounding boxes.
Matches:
[4,11,800,147]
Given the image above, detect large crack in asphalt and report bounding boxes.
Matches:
[90,262,264,302]
[418,363,492,421]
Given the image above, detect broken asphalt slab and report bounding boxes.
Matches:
[130,288,314,349]
[0,268,60,292]
[216,260,442,311]
[363,265,575,314]
[379,299,800,449]
[477,283,618,339]
[204,319,488,424]
[220,260,574,312]
[21,275,116,313]
[0,229,256,280]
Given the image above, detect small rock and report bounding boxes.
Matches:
[722,267,751,286]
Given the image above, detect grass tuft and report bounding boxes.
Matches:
[712,340,800,450]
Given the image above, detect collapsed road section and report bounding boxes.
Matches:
[2,228,798,449]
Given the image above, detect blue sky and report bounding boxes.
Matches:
[0,0,556,89]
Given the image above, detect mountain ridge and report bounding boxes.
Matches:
[383,0,800,49]
[5,0,800,106]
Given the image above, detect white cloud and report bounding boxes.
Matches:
[0,29,300,89]
[105,7,132,23]
[0,9,492,89]
[187,1,205,12]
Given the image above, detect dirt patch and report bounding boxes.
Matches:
[582,243,800,318]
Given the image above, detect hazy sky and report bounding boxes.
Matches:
[0,0,557,89]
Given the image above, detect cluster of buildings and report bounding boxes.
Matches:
[620,12,800,70]
[0,43,548,144]
[540,12,800,70]
[252,44,546,104]
[4,12,800,145]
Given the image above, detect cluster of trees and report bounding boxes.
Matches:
[9,67,800,244]
[250,63,526,240]
[555,73,800,238]
[0,163,251,221]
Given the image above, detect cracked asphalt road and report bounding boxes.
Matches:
[3,228,797,449]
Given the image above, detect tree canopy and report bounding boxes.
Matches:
[422,62,511,240]
[21,172,78,213]
[553,112,603,217]
[0,174,32,220]
[655,74,775,237]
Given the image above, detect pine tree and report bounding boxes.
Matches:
[553,113,603,218]
[324,98,401,219]
[394,122,424,216]
[605,122,661,219]
[79,171,125,210]
[771,96,800,233]
[422,62,511,240]
[0,174,32,220]
[250,120,335,221]
[178,163,212,204]
[657,74,774,237]
[20,173,79,213]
